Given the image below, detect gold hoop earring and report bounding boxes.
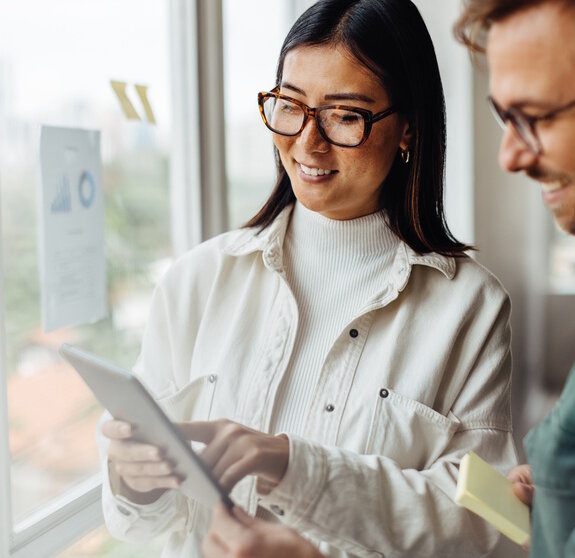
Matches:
[401,148,410,164]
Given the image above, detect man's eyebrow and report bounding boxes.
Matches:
[491,94,559,112]
[281,81,376,104]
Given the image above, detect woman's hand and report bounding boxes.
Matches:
[102,419,181,504]
[202,503,323,558]
[180,419,290,493]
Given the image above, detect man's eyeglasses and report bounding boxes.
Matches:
[487,95,575,155]
[257,87,397,148]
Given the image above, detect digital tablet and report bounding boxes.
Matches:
[60,342,233,509]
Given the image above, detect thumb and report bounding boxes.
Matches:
[232,505,257,526]
[176,421,217,443]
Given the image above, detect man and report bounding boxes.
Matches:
[202,1,575,556]
[454,1,575,556]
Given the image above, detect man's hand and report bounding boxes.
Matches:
[202,503,323,558]
[508,464,534,508]
[508,464,533,552]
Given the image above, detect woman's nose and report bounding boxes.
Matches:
[297,117,330,153]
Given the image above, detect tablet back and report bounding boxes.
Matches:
[60,342,232,509]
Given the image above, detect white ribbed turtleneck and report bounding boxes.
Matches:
[270,202,399,436]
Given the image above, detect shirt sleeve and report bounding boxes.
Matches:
[524,367,575,558]
[258,429,516,558]
[97,411,195,542]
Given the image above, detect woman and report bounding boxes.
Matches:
[100,0,517,556]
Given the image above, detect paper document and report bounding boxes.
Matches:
[39,125,107,332]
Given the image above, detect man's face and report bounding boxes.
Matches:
[487,1,575,234]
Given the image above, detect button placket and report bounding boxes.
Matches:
[269,504,285,516]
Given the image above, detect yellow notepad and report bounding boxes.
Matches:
[455,452,531,546]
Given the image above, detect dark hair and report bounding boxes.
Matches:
[454,0,558,54]
[246,0,470,255]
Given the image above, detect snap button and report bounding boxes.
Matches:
[270,504,285,516]
[325,404,335,412]
[379,388,389,399]
[117,505,131,516]
[208,374,217,383]
[349,329,358,338]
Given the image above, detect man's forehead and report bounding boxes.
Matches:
[486,2,575,106]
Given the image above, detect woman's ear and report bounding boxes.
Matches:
[399,121,413,152]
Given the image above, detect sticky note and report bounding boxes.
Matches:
[110,80,141,120]
[135,84,156,125]
[455,452,531,546]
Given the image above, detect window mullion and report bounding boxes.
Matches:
[0,185,14,558]
[196,0,228,240]
[169,0,204,255]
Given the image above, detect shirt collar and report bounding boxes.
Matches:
[222,204,457,280]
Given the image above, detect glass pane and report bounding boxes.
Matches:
[0,0,172,520]
[223,0,298,228]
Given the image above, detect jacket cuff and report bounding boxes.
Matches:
[257,434,327,526]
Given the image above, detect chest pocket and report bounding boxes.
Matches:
[364,389,460,470]
[157,374,218,423]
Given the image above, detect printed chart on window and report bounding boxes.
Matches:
[39,125,107,332]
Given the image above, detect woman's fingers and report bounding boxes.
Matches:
[108,439,163,462]
[103,419,180,495]
[114,458,174,477]
[120,471,181,493]
[105,418,289,494]
[183,420,290,492]
[101,419,133,439]
[178,420,219,444]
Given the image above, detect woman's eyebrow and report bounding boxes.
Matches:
[280,82,376,104]
[280,82,306,96]
[324,92,375,103]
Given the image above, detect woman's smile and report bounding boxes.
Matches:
[273,44,410,221]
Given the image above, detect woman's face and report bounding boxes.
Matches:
[274,44,411,220]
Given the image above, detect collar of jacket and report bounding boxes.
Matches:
[222,204,457,287]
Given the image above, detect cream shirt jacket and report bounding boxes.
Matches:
[99,206,517,558]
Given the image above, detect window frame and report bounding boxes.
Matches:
[0,0,226,555]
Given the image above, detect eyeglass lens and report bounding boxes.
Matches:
[488,98,540,153]
[262,96,366,147]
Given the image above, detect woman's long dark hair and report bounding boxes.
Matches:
[246,0,471,255]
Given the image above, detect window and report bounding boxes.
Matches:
[223,0,313,227]
[0,0,174,554]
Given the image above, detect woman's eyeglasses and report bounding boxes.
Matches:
[258,87,397,148]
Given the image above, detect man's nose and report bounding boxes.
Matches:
[498,125,538,173]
